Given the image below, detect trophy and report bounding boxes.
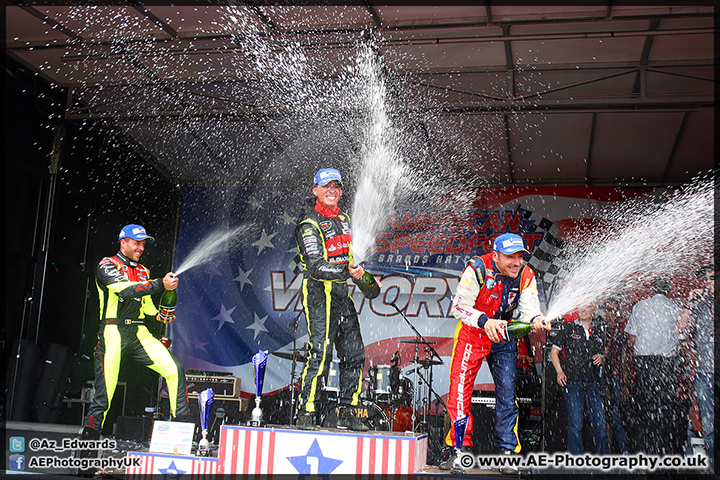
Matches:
[197,388,214,456]
[451,415,469,474]
[250,350,268,427]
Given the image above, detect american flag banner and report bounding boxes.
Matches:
[168,185,659,399]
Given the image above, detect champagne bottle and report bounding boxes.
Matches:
[501,321,533,341]
[159,288,177,321]
[354,270,381,299]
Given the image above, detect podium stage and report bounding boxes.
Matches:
[126,424,428,476]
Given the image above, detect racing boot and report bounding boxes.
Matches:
[439,446,473,471]
[296,410,316,431]
[498,448,520,475]
[336,405,369,431]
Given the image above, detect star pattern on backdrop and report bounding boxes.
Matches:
[158,460,186,480]
[280,211,296,225]
[286,438,343,475]
[232,265,253,290]
[251,229,276,254]
[248,197,264,211]
[185,295,204,313]
[191,338,209,353]
[203,261,226,282]
[210,303,236,332]
[246,312,269,340]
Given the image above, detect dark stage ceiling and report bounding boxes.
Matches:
[5,4,715,187]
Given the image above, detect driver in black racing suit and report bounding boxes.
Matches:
[82,224,191,441]
[294,168,380,431]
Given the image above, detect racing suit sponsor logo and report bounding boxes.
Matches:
[328,254,349,264]
[319,221,332,229]
[302,235,320,256]
[456,342,473,415]
[339,218,351,234]
[99,262,117,276]
[325,234,350,257]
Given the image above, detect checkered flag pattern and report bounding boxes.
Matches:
[289,254,303,275]
[526,217,566,295]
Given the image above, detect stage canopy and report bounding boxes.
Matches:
[5,4,714,188]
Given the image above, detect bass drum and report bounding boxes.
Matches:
[383,406,413,432]
[320,400,390,431]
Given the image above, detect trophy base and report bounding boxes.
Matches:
[247,420,265,427]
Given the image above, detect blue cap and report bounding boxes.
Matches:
[119,224,155,243]
[314,168,343,186]
[493,233,528,255]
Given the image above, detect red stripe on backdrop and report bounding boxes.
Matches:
[363,336,452,370]
[243,430,252,474]
[230,428,238,479]
[255,431,263,474]
[381,438,389,476]
[450,186,655,210]
[267,430,275,475]
[395,440,402,474]
[408,439,415,473]
[369,437,376,473]
[218,428,227,474]
[356,437,364,477]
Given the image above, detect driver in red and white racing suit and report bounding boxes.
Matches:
[444,233,549,467]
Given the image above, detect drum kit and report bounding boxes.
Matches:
[270,303,447,434]
[271,336,444,433]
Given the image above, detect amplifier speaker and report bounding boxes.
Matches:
[32,343,74,423]
[5,340,42,421]
[470,402,497,453]
[542,390,567,453]
[114,415,153,442]
[186,373,240,399]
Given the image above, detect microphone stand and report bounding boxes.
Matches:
[389,302,448,420]
[284,311,304,424]
[390,302,443,363]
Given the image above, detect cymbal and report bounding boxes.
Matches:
[414,358,443,367]
[399,338,437,345]
[272,351,307,362]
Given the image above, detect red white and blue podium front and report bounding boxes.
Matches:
[126,424,428,476]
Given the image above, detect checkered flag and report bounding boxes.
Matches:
[288,253,303,275]
[526,217,566,298]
